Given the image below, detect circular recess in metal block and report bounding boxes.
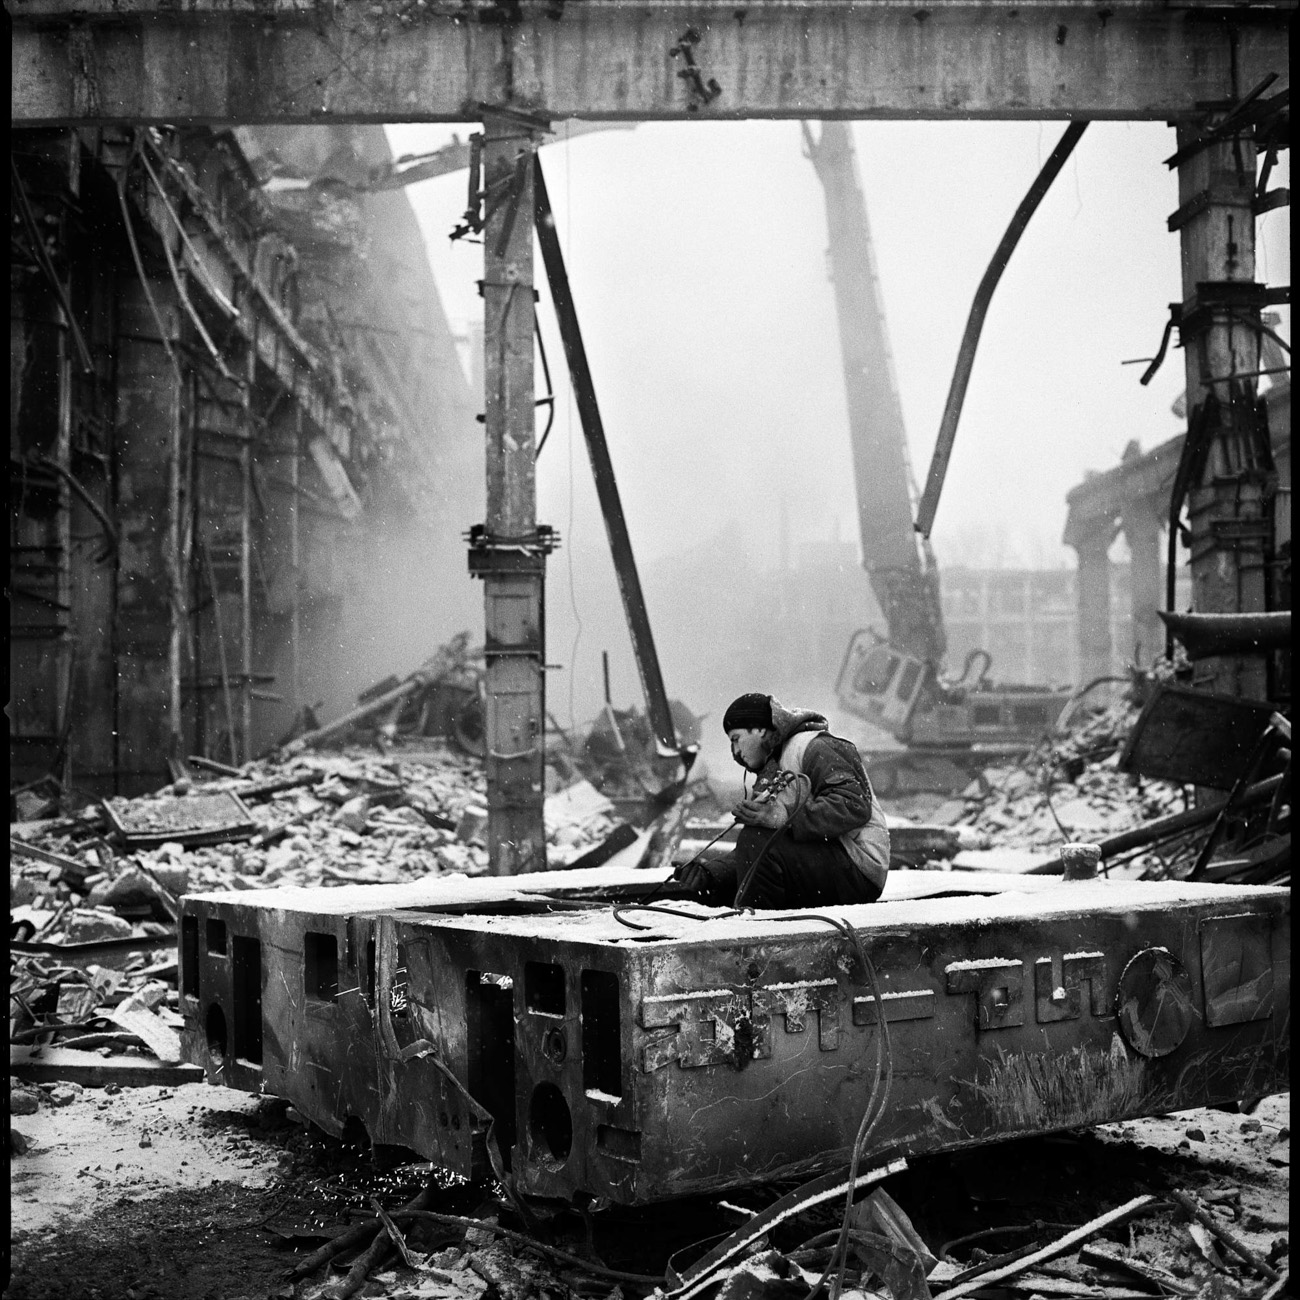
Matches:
[205,1003,228,1065]
[529,1082,573,1166]
[542,1027,567,1064]
[1115,947,1195,1058]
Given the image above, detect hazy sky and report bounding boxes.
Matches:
[386,118,1289,580]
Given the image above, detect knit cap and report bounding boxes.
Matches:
[722,692,773,733]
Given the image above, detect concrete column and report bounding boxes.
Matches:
[1172,121,1273,699]
[1071,529,1113,686]
[114,272,183,792]
[1121,494,1165,669]
[472,115,547,875]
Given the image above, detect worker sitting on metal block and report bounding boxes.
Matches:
[681,693,890,908]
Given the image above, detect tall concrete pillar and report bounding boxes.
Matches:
[1171,121,1274,699]
[470,115,549,875]
[114,272,183,792]
[1121,494,1165,669]
[1071,529,1113,686]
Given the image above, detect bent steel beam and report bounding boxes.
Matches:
[10,1,1292,127]
[533,156,689,764]
[179,868,1289,1204]
[915,121,1087,540]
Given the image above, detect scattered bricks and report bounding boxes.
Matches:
[10,1087,40,1115]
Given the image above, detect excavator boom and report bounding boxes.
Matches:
[803,121,945,672]
[805,122,1072,752]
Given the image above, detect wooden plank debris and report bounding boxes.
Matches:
[931,1196,1158,1300]
[1078,1242,1198,1295]
[10,837,92,885]
[1165,1189,1282,1281]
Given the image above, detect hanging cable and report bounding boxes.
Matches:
[32,453,117,561]
[152,189,242,387]
[137,143,241,319]
[10,157,95,375]
[115,159,184,385]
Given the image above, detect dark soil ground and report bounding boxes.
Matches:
[6,1090,1288,1300]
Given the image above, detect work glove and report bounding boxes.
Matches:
[732,770,809,831]
[677,858,732,897]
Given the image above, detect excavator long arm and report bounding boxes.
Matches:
[802,122,946,670]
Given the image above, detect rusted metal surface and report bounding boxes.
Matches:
[1170,118,1280,701]
[472,114,548,875]
[180,867,1288,1204]
[1159,611,1292,661]
[1118,684,1278,790]
[10,2,1290,126]
[105,790,257,847]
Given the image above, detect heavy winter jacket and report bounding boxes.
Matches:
[760,700,890,894]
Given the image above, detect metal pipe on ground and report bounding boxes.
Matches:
[1025,771,1285,871]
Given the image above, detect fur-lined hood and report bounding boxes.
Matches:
[768,697,829,746]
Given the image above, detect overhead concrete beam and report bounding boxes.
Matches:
[10,1,1292,126]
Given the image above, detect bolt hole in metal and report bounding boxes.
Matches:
[529,1082,573,1165]
[205,1003,228,1065]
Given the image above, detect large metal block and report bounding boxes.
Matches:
[180,871,1288,1204]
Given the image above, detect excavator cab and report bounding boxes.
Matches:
[835,630,930,738]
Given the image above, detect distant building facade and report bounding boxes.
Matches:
[941,564,1193,688]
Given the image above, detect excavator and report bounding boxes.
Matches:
[802,122,1073,785]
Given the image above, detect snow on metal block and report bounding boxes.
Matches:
[177,872,1289,1204]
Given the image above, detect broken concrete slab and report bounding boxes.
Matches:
[107,987,184,1064]
[10,1046,204,1088]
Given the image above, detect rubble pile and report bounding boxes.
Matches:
[9,740,626,1078]
[951,690,1187,873]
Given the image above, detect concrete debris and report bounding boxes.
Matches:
[9,733,638,1078]
[929,681,1277,882]
[10,1085,41,1115]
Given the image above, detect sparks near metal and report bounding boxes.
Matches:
[178,868,1288,1204]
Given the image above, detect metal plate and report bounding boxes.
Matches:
[1115,947,1195,1059]
[1117,684,1276,790]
